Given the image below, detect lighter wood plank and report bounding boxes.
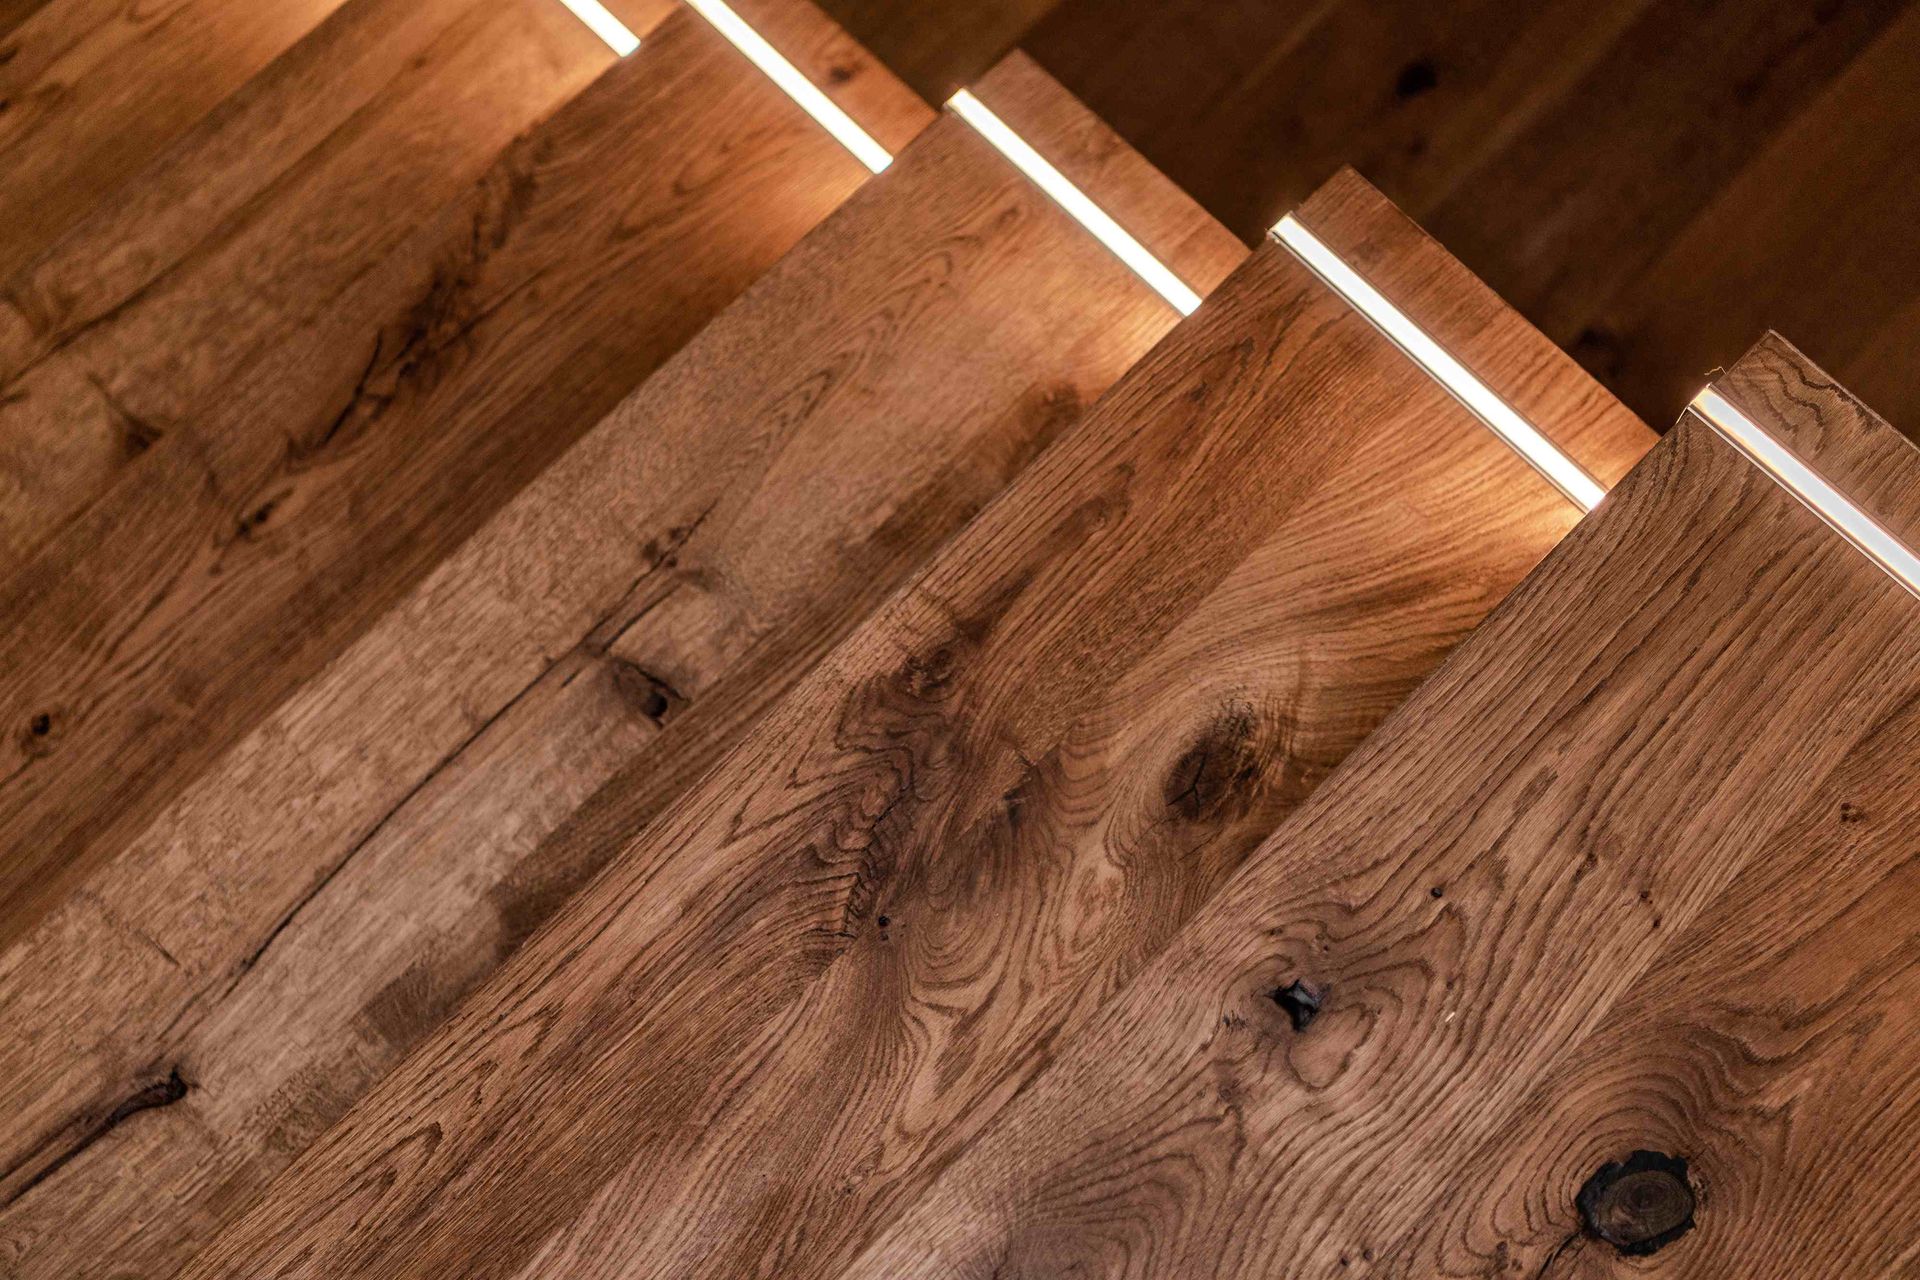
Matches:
[0,67,1233,1275]
[1354,337,1920,1276]
[1296,168,1649,488]
[0,6,896,951]
[176,183,1649,1279]
[835,343,1920,1279]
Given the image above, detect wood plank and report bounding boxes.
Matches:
[0,0,622,572]
[1376,338,1920,1277]
[813,0,1054,100]
[174,178,1651,1280]
[1573,5,1920,442]
[1017,0,1916,429]
[0,5,918,952]
[831,339,1920,1279]
[0,60,1238,1277]
[0,0,351,280]
[1296,169,1647,489]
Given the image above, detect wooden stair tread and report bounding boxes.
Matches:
[0,2,913,953]
[0,0,643,573]
[0,55,1231,1277]
[172,177,1652,1279]
[832,339,1920,1278]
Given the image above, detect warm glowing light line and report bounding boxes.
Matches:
[1271,214,1606,513]
[1692,387,1920,600]
[558,0,641,55]
[682,0,892,173]
[948,89,1202,316]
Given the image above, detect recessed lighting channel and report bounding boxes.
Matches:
[1691,387,1920,601]
[558,0,642,56]
[1271,213,1606,513]
[947,89,1203,316]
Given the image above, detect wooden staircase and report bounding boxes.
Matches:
[0,2,1912,1277]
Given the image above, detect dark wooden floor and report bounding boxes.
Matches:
[819,0,1920,436]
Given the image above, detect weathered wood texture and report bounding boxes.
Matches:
[0,0,645,573]
[0,0,348,282]
[811,0,1920,435]
[0,56,1238,1278]
[834,338,1920,1278]
[813,0,1049,100]
[175,174,1650,1279]
[1403,339,1918,1278]
[0,4,921,953]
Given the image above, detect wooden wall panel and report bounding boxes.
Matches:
[835,340,1920,1279]
[0,62,1233,1277]
[172,180,1649,1280]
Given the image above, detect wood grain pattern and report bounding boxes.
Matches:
[0,62,1235,1277]
[1373,338,1920,1278]
[814,0,1052,99]
[175,179,1650,1280]
[0,0,620,573]
[0,5,903,953]
[0,0,348,281]
[1024,0,1920,432]
[1574,5,1920,440]
[834,339,1920,1279]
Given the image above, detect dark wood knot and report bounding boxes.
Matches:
[1576,1150,1695,1256]
[1270,980,1325,1032]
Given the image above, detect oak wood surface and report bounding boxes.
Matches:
[0,0,350,282]
[175,178,1651,1279]
[0,5,906,954]
[814,0,1051,100]
[0,0,623,573]
[1575,5,1920,439]
[807,0,1920,435]
[0,57,1236,1277]
[833,340,1920,1279]
[1370,339,1920,1278]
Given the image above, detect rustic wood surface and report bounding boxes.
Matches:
[0,0,621,572]
[0,54,1236,1277]
[1389,354,1920,1280]
[0,0,347,283]
[0,3,920,953]
[830,339,1920,1279]
[172,172,1652,1278]
[812,0,1920,436]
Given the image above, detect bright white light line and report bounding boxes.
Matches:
[682,0,892,173]
[1271,214,1606,513]
[558,0,640,55]
[948,90,1202,316]
[1692,387,1920,600]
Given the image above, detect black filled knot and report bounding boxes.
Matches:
[1270,980,1325,1032]
[1576,1149,1696,1256]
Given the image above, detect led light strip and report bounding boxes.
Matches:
[558,0,642,55]
[948,90,1202,316]
[1271,214,1606,513]
[682,0,893,173]
[1691,387,1920,600]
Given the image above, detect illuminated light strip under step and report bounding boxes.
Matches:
[948,90,1203,317]
[1271,214,1606,513]
[683,0,893,173]
[558,0,642,55]
[1692,387,1920,601]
